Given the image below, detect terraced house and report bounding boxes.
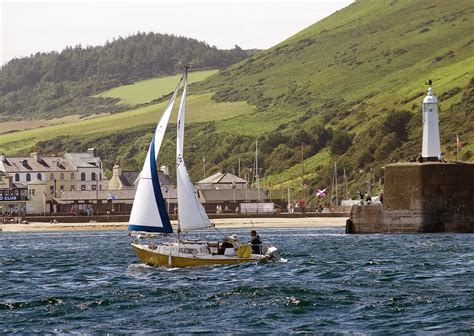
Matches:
[0,149,104,215]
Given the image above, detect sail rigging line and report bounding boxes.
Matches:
[212,225,229,239]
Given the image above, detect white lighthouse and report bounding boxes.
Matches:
[421,85,441,161]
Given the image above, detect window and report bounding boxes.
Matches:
[81,185,86,190]
[81,172,86,181]
[50,186,54,192]
[60,185,64,192]
[99,185,102,190]
[70,185,75,191]
[50,173,54,180]
[91,172,96,181]
[92,184,96,191]
[37,173,42,181]
[71,173,75,180]
[99,173,102,181]
[31,189,35,196]
[26,173,31,182]
[60,173,64,180]
[15,173,20,181]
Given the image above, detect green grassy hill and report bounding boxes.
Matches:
[195,0,474,199]
[1,0,473,206]
[0,92,254,154]
[96,70,217,105]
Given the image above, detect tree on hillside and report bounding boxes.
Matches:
[330,130,353,155]
[382,110,413,142]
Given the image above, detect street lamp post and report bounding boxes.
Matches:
[95,178,99,215]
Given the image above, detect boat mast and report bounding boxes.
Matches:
[334,161,338,206]
[300,142,304,200]
[343,167,349,200]
[255,140,260,202]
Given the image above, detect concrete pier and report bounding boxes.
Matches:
[347,162,474,233]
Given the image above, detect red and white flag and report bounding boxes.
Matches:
[316,188,327,198]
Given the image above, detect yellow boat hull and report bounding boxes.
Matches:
[132,243,263,268]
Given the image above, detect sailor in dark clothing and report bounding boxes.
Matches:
[217,238,234,255]
[249,230,262,255]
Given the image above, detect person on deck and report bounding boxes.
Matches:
[229,234,240,249]
[217,237,234,255]
[249,230,262,255]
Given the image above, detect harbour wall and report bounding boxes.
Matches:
[347,162,474,233]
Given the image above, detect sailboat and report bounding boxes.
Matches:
[128,68,278,268]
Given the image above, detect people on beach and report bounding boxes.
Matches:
[366,195,372,204]
[249,230,262,255]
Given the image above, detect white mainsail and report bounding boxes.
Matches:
[176,71,212,231]
[128,80,182,233]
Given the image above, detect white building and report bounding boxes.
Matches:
[65,148,104,191]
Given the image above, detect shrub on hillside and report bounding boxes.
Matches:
[330,130,353,155]
[382,110,413,141]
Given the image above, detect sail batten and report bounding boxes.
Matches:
[128,80,182,233]
[176,71,212,231]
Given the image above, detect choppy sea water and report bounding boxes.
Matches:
[1,227,473,334]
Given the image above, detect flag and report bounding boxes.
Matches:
[316,188,327,198]
[456,134,462,149]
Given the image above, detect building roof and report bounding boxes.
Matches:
[113,171,173,189]
[199,188,267,202]
[197,172,246,185]
[0,156,75,173]
[119,171,140,187]
[65,152,101,169]
[158,171,173,186]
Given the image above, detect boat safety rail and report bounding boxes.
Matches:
[249,243,271,255]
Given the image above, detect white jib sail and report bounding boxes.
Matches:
[176,73,211,231]
[128,81,181,233]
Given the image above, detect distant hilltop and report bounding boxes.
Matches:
[0,32,256,121]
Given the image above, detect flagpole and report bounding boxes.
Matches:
[43,190,46,216]
[202,157,206,179]
[456,133,460,161]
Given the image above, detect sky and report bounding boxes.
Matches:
[1,0,353,65]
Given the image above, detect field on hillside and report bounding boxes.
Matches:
[0,93,254,154]
[96,70,218,105]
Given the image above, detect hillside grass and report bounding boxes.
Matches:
[0,93,254,154]
[200,0,473,131]
[194,0,473,198]
[95,70,218,105]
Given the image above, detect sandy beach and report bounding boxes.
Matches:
[0,217,347,232]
